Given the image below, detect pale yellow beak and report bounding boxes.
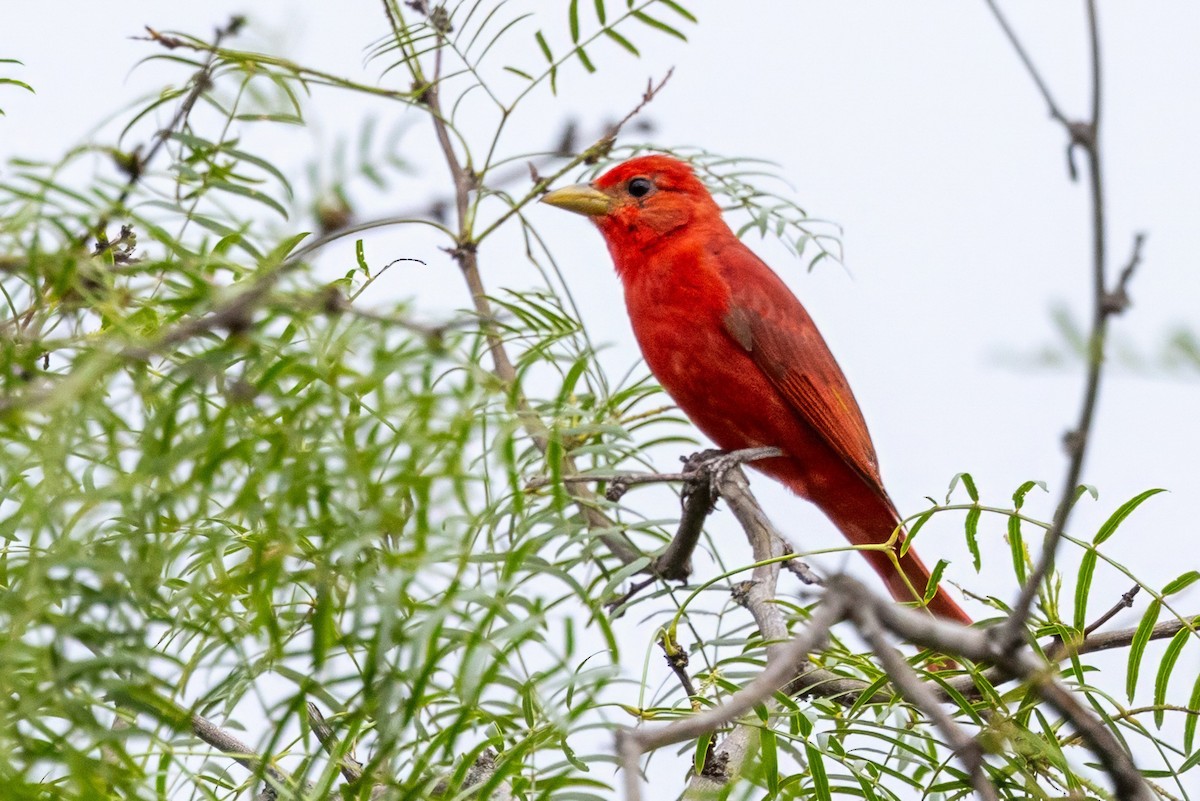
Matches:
[540,183,613,217]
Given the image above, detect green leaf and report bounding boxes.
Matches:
[569,0,581,41]
[535,29,554,61]
[1179,745,1200,774]
[1006,511,1028,583]
[923,559,949,604]
[604,27,640,56]
[903,506,935,558]
[561,738,588,771]
[534,30,558,93]
[207,179,290,219]
[262,231,312,268]
[1185,669,1200,752]
[574,46,596,73]
[964,506,981,572]
[1162,570,1200,597]
[632,10,687,40]
[694,732,712,775]
[1012,479,1046,509]
[1126,599,1161,701]
[658,0,698,23]
[1094,488,1166,545]
[0,78,34,93]
[946,471,978,503]
[761,728,779,795]
[1073,549,1098,631]
[1154,624,1191,727]
[805,742,830,796]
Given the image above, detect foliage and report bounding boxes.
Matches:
[0,3,1196,800]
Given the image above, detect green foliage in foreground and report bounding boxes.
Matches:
[1,3,1197,800]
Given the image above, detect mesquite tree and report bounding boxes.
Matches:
[0,3,1195,800]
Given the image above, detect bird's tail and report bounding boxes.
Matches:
[823,483,973,625]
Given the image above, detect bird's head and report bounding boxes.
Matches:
[540,155,723,263]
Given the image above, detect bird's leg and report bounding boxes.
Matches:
[691,446,785,498]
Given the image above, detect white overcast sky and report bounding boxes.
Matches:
[3,0,1199,774]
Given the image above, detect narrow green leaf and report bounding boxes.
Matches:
[805,742,830,796]
[906,507,935,548]
[694,732,712,775]
[761,729,779,795]
[1127,599,1161,701]
[604,28,640,55]
[1033,709,1073,778]
[569,0,581,41]
[1154,625,1191,727]
[0,78,34,93]
[923,559,949,604]
[262,231,311,268]
[1162,570,1200,597]
[312,577,334,667]
[1073,549,1098,631]
[1094,488,1166,545]
[659,0,698,23]
[594,0,607,24]
[632,10,687,40]
[1012,479,1046,509]
[1185,669,1200,752]
[1006,513,1027,583]
[946,472,978,503]
[234,112,304,124]
[574,46,596,73]
[208,179,290,219]
[535,30,555,62]
[561,739,588,771]
[964,506,981,572]
[1179,745,1200,773]
[855,773,882,801]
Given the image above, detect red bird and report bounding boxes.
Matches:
[542,154,971,623]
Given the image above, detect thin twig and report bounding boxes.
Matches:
[988,0,1147,655]
[981,0,1070,126]
[190,713,295,795]
[658,632,699,701]
[1076,617,1195,657]
[306,703,365,784]
[1046,584,1140,661]
[1102,232,1146,314]
[853,606,998,801]
[1084,584,1141,638]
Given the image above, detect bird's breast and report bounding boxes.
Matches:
[624,272,794,453]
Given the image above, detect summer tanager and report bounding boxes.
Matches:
[541,154,971,623]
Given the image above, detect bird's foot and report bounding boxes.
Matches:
[683,446,784,500]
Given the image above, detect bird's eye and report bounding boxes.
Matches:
[627,177,654,198]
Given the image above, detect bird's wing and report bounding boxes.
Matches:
[715,240,885,490]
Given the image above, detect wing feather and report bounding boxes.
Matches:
[716,242,884,490]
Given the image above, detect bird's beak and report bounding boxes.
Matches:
[540,184,613,217]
